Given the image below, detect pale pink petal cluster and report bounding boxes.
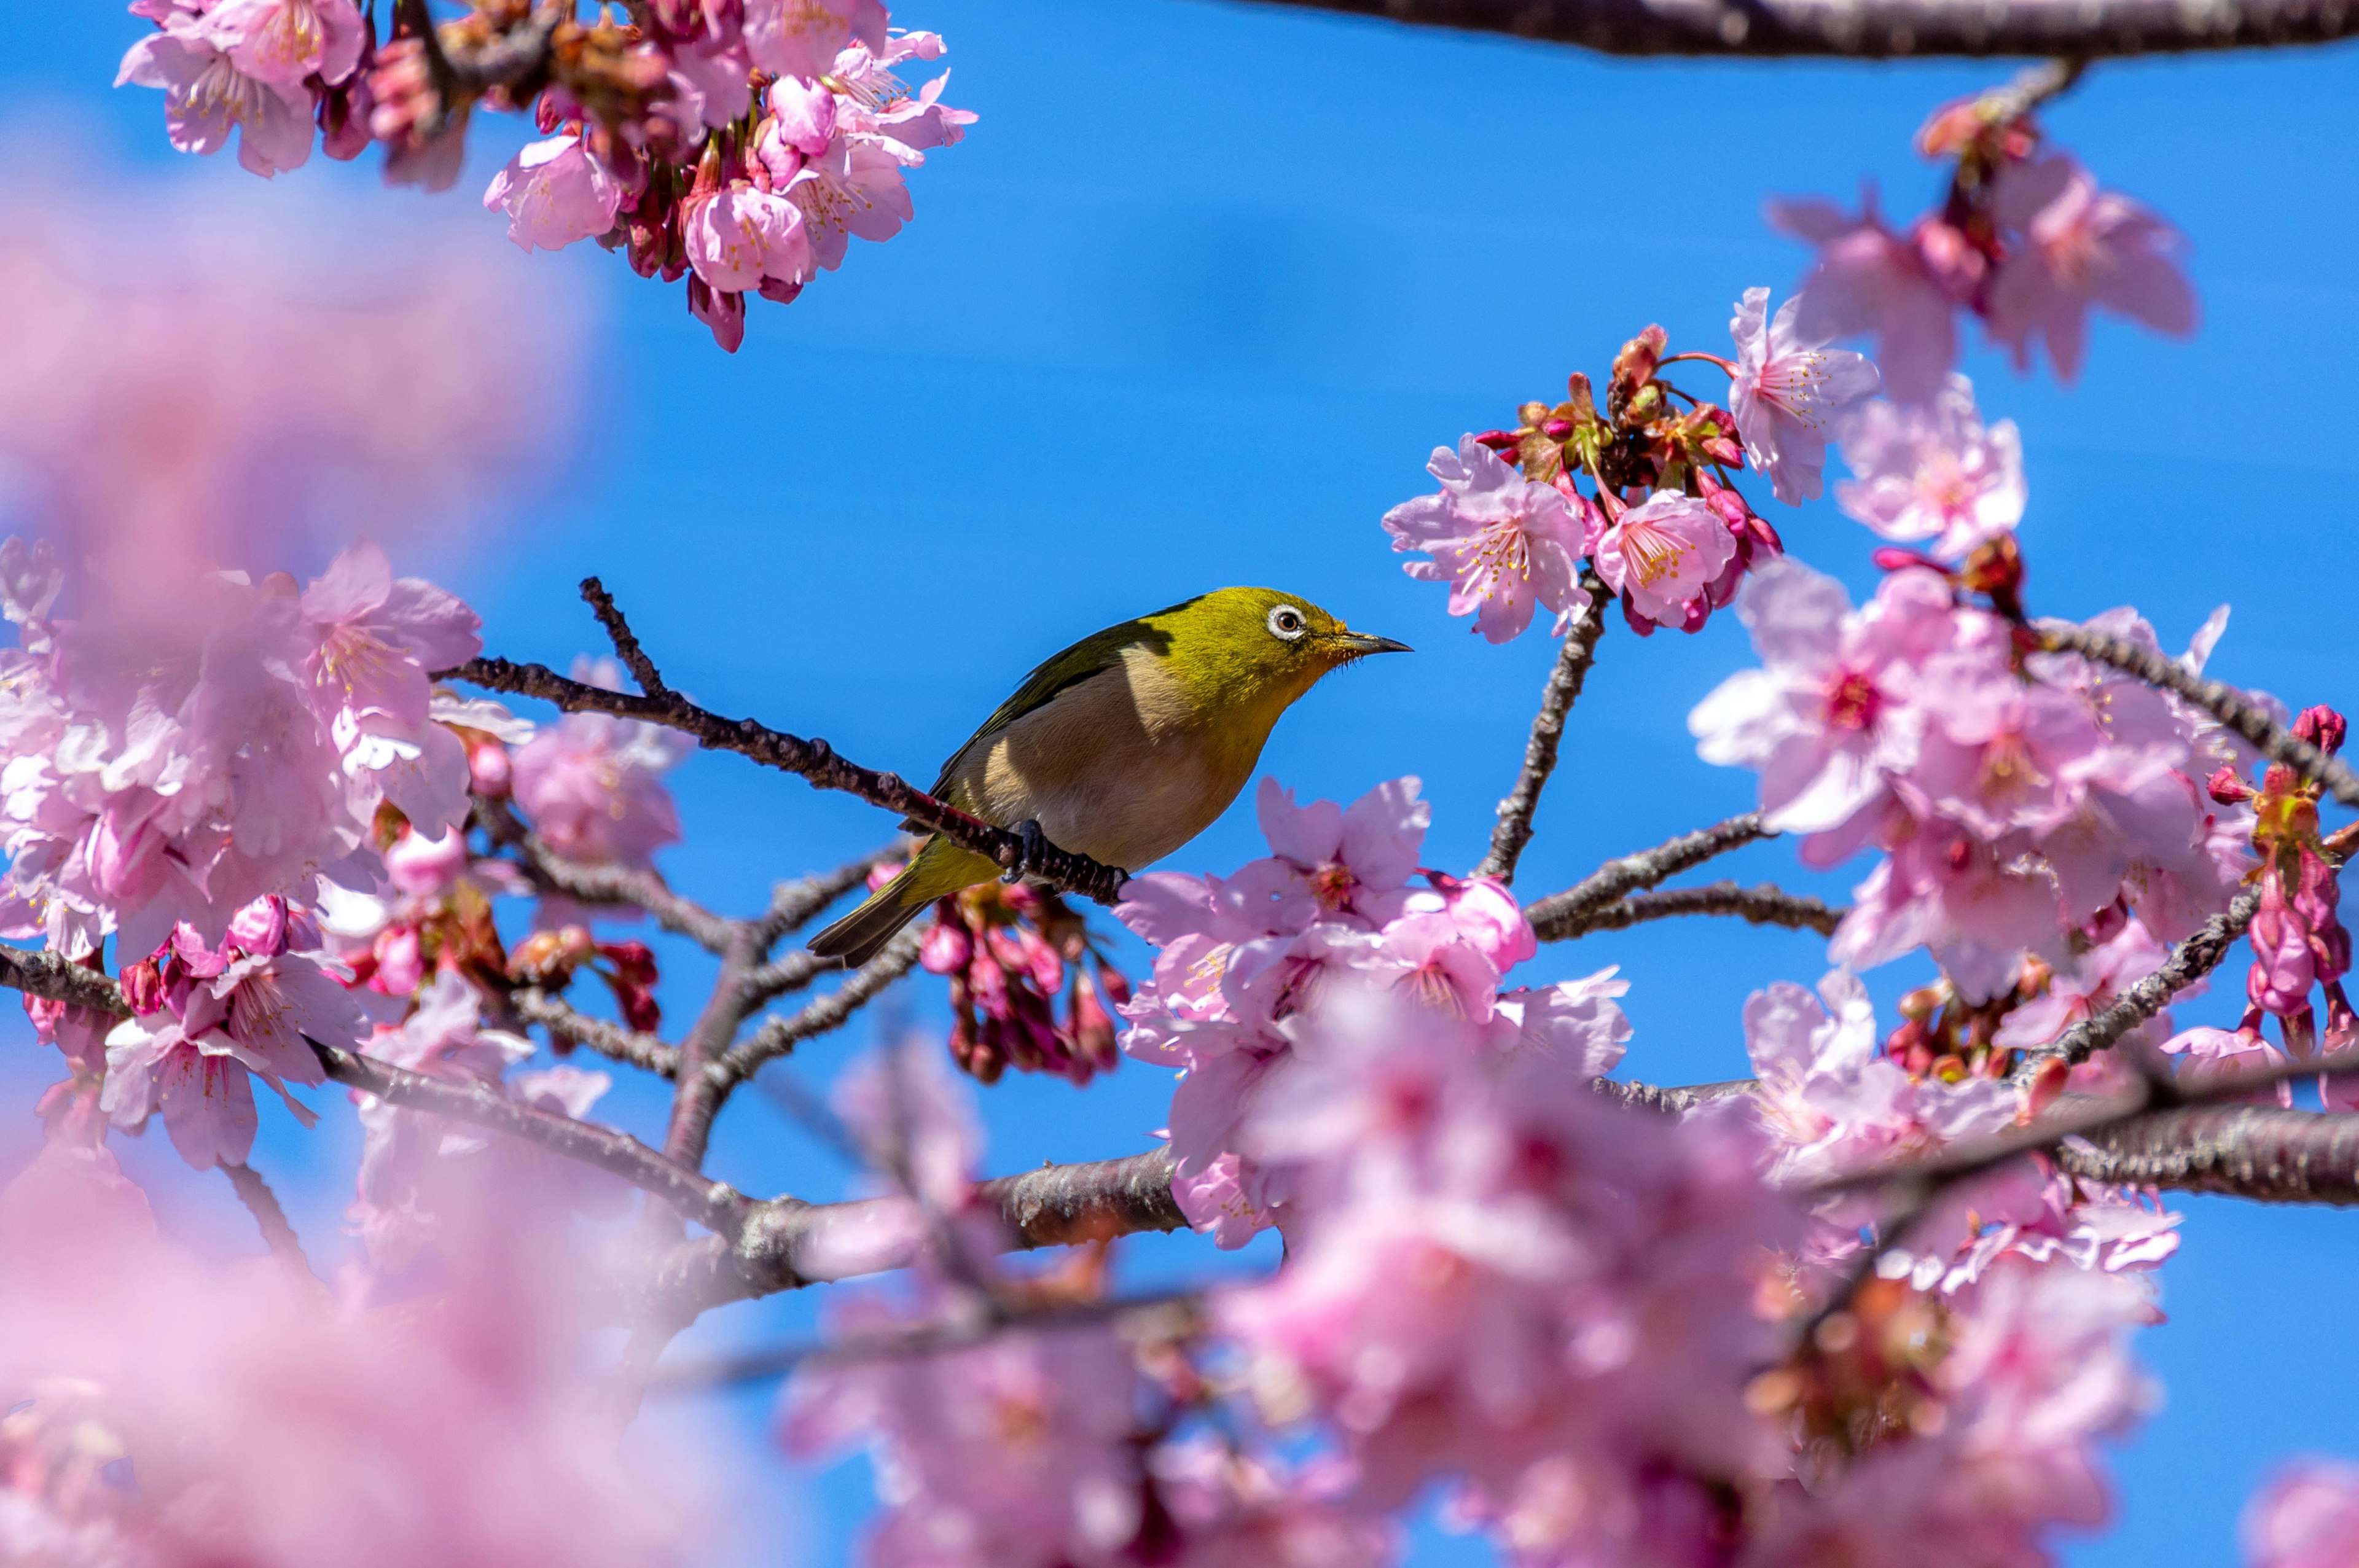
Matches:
[510,657,692,879]
[0,538,481,961]
[1595,491,1738,632]
[0,1139,708,1565]
[1727,286,1882,505]
[115,6,331,178]
[1694,561,2256,1003]
[1382,437,1597,644]
[1115,777,1619,1246]
[2245,1461,2359,1568]
[1989,154,2197,382]
[1835,374,2026,559]
[485,132,625,253]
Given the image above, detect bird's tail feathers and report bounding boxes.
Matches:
[806,842,995,968]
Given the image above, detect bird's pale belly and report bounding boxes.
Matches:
[948,657,1268,872]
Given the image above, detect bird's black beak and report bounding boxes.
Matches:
[1341,632,1414,656]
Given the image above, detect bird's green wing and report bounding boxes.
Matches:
[912,599,1200,819]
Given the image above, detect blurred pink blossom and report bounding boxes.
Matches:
[1835,375,2025,558]
[1987,154,2197,383]
[511,658,691,879]
[2246,1461,2359,1568]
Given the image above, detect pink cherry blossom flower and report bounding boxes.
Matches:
[483,132,624,253]
[117,14,317,178]
[1689,560,1953,857]
[1769,191,1958,404]
[1594,491,1736,632]
[1243,775,1430,931]
[741,0,887,80]
[2246,1461,2359,1568]
[1987,154,2196,383]
[1836,374,2026,558]
[1381,436,1595,644]
[1728,286,1881,505]
[510,658,691,875]
[686,181,816,294]
[786,135,915,271]
[201,0,366,88]
[1834,824,2067,1002]
[297,539,483,734]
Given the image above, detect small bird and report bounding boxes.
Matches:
[808,587,1410,966]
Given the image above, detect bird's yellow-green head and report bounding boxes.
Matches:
[1141,587,1411,716]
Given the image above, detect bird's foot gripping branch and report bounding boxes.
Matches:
[14,30,2359,1568]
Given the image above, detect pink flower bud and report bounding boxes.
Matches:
[466,735,513,798]
[22,992,65,1041]
[385,826,470,898]
[2297,704,2349,756]
[1871,546,1947,575]
[2207,766,2255,805]
[117,958,166,1016]
[225,895,291,958]
[920,918,973,976]
[372,923,426,997]
[2248,878,2317,1020]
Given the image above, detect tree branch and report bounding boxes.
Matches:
[2014,887,2260,1076]
[1227,0,2359,57]
[511,986,681,1077]
[1477,567,1610,884]
[436,653,1129,907]
[1544,880,1843,938]
[302,1034,751,1238]
[580,575,670,698]
[2038,621,2359,812]
[475,797,739,953]
[713,927,927,1088]
[754,844,907,951]
[1526,812,1770,938]
[221,1161,316,1279]
[2052,1106,2359,1204]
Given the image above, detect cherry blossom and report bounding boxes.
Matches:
[686,180,816,295]
[485,131,625,252]
[510,658,692,877]
[1988,154,2197,382]
[117,12,318,178]
[2246,1461,2359,1568]
[1594,491,1737,632]
[743,0,888,80]
[203,0,366,88]
[1727,286,1881,505]
[1382,437,1595,644]
[1835,375,2026,558]
[1769,192,1960,404]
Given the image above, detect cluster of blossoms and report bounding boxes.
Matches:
[117,0,970,351]
[1772,81,2194,396]
[916,878,1130,1086]
[1383,294,1878,642]
[802,776,2174,1567]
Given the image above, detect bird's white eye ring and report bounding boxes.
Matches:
[1267,606,1307,641]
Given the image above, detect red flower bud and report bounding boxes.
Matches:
[2296,704,2348,756]
[2207,766,2256,805]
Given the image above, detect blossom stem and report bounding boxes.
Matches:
[221,1161,319,1282]
[1474,566,1612,884]
[1656,351,1737,375]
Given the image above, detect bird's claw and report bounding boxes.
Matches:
[1001,819,1050,884]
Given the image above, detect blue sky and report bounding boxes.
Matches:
[6,4,2359,1564]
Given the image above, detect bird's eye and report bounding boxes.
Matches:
[1267,606,1307,641]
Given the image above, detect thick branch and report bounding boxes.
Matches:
[1527,813,1770,938]
[2055,1107,2359,1204]
[1546,880,1844,938]
[303,1035,751,1238]
[1230,0,2359,56]
[0,946,131,1016]
[671,1149,1190,1311]
[1477,567,1610,884]
[2039,622,2359,812]
[713,927,926,1086]
[436,656,1129,907]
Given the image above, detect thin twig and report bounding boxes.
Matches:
[713,927,927,1087]
[511,986,682,1077]
[646,1291,1207,1392]
[1229,0,2359,57]
[436,657,1129,907]
[2038,621,2359,811]
[1526,813,1770,938]
[475,796,739,954]
[754,843,908,951]
[1545,881,1844,938]
[2014,888,2260,1077]
[1476,567,1609,884]
[579,577,670,698]
[221,1162,316,1279]
[738,948,834,1008]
